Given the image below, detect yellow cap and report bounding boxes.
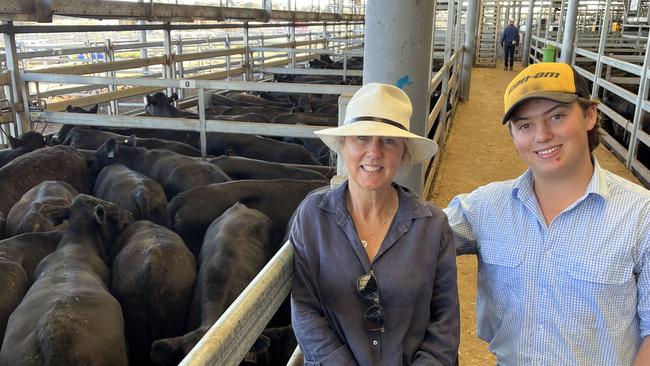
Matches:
[502,62,590,123]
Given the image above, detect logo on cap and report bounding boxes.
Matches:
[508,71,561,95]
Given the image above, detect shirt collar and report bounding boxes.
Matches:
[511,156,610,202]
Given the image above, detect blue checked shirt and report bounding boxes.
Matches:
[444,159,650,365]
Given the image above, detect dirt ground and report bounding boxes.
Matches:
[427,65,641,365]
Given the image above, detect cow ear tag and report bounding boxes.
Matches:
[108,150,115,158]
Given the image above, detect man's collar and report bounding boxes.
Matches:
[512,156,609,201]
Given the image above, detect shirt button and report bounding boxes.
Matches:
[372,340,379,346]
[538,324,544,330]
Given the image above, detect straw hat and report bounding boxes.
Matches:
[314,83,438,165]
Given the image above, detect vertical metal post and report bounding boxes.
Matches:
[590,0,610,99]
[625,33,650,168]
[243,23,252,82]
[522,0,535,65]
[176,35,185,99]
[138,0,148,75]
[163,25,174,97]
[198,87,207,160]
[105,39,119,115]
[440,0,455,132]
[290,23,297,68]
[557,0,566,43]
[461,0,479,101]
[323,23,329,50]
[2,21,29,134]
[363,0,436,193]
[225,35,232,81]
[516,1,522,25]
[559,0,578,63]
[545,0,553,41]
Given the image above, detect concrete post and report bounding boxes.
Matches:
[522,0,535,65]
[461,0,480,101]
[362,0,436,193]
[560,0,578,63]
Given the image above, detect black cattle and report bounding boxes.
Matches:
[221,105,288,116]
[111,221,196,366]
[0,194,133,366]
[0,145,89,219]
[271,112,337,127]
[49,104,99,145]
[124,135,202,156]
[215,113,272,123]
[62,126,127,149]
[226,92,294,109]
[168,179,328,255]
[210,155,327,181]
[0,131,46,168]
[151,203,273,366]
[93,139,230,199]
[145,92,198,118]
[206,132,321,165]
[0,231,63,345]
[254,325,297,366]
[5,181,79,236]
[93,164,169,226]
[282,137,331,166]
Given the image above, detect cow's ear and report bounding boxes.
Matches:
[39,204,70,225]
[106,138,118,158]
[93,205,106,225]
[89,104,99,113]
[127,135,136,147]
[169,93,179,103]
[7,134,20,148]
[146,94,154,105]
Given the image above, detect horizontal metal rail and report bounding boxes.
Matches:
[30,112,325,139]
[255,67,363,76]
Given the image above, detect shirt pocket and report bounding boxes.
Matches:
[479,241,526,317]
[560,257,635,330]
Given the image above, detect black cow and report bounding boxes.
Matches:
[93,164,169,226]
[0,131,46,168]
[210,155,327,181]
[145,92,198,118]
[0,145,89,219]
[206,133,321,165]
[111,221,196,366]
[151,203,273,366]
[0,194,133,366]
[0,231,63,345]
[124,135,202,157]
[5,181,79,236]
[93,139,230,199]
[49,104,99,145]
[168,179,328,255]
[271,112,337,127]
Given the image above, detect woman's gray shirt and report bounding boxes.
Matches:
[290,181,460,366]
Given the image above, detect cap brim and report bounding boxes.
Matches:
[501,91,578,124]
[314,120,438,165]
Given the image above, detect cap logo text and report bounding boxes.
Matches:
[508,71,561,95]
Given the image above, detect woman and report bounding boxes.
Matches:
[290,83,459,366]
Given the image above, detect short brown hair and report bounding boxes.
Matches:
[576,97,602,153]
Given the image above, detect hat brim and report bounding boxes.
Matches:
[314,120,438,165]
[501,91,578,124]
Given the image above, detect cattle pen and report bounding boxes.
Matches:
[1,0,649,365]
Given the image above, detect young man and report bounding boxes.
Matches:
[444,62,650,364]
[501,19,519,70]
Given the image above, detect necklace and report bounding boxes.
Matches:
[360,215,390,248]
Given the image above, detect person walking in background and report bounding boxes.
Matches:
[501,19,519,70]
